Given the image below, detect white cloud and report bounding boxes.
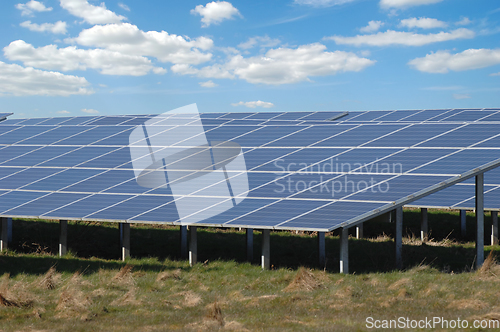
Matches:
[0,61,92,96]
[380,0,444,9]
[409,49,500,73]
[456,17,471,26]
[327,28,474,46]
[238,36,281,50]
[118,3,130,11]
[400,17,447,29]
[81,108,99,114]
[360,21,384,33]
[191,1,241,27]
[20,21,68,34]
[172,43,375,85]
[453,93,471,99]
[70,23,213,65]
[57,110,70,114]
[199,80,218,87]
[491,72,500,76]
[16,0,52,16]
[60,0,126,24]
[4,40,166,76]
[294,0,356,6]
[231,101,275,108]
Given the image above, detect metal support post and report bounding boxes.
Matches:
[356,223,363,239]
[339,227,349,274]
[246,228,253,262]
[420,208,428,242]
[261,229,270,270]
[121,223,130,261]
[395,207,403,269]
[476,174,484,269]
[189,226,197,266]
[491,211,499,246]
[460,210,467,238]
[180,225,188,259]
[318,231,325,267]
[59,220,68,256]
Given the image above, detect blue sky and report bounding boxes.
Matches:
[0,0,499,118]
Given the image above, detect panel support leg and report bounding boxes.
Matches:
[261,229,270,270]
[189,226,197,266]
[491,211,499,246]
[318,231,325,267]
[246,228,253,262]
[386,211,392,223]
[460,210,467,238]
[395,207,403,269]
[339,227,349,274]
[420,208,428,242]
[180,225,188,259]
[356,223,363,239]
[476,174,484,269]
[0,218,7,251]
[59,220,68,257]
[121,223,130,261]
[7,218,12,243]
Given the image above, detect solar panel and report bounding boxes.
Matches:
[0,109,499,232]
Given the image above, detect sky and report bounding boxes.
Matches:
[0,0,499,119]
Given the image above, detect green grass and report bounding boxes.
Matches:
[1,209,500,331]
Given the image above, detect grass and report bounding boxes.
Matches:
[0,209,500,331]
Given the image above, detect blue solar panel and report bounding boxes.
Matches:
[0,191,48,214]
[5,192,89,217]
[365,124,460,147]
[312,125,406,147]
[42,194,133,219]
[1,109,500,231]
[417,124,500,147]
[1,146,79,166]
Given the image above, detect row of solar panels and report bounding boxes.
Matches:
[0,108,499,231]
[3,109,500,128]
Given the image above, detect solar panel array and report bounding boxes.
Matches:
[0,109,499,232]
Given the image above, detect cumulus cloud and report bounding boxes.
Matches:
[231,101,274,108]
[118,3,130,11]
[360,21,384,33]
[294,0,356,6]
[57,110,70,114]
[81,108,99,114]
[16,0,52,16]
[380,0,444,9]
[4,40,166,76]
[238,35,281,50]
[60,0,126,24]
[70,23,213,65]
[400,17,447,29]
[0,61,92,96]
[172,43,375,85]
[409,49,500,73]
[456,17,471,26]
[327,28,474,47]
[191,1,241,27]
[199,80,218,87]
[453,93,471,99]
[20,21,67,34]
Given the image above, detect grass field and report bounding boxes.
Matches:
[1,209,500,331]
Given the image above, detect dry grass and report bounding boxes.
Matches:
[55,272,92,318]
[206,300,224,327]
[283,267,322,292]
